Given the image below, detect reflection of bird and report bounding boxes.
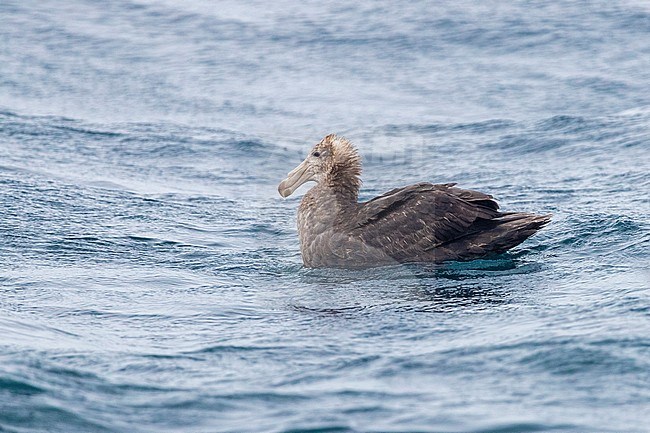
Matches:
[279,134,551,269]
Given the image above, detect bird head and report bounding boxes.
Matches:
[278,134,361,198]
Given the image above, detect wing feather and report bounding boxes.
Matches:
[345,183,501,261]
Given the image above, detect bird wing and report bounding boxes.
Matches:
[345,183,501,260]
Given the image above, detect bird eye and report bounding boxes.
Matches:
[312,151,321,157]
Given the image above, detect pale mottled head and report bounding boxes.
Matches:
[278,134,362,198]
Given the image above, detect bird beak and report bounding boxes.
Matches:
[278,159,312,198]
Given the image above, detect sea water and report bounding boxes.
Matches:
[1,1,649,432]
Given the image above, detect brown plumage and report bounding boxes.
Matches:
[278,134,551,269]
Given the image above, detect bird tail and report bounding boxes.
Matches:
[477,212,552,255]
[436,212,551,260]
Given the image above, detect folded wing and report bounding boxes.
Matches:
[345,182,503,262]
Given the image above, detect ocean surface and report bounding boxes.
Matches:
[1,1,649,432]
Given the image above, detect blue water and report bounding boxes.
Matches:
[1,1,649,432]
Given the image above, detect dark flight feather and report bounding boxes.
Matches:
[342,182,529,264]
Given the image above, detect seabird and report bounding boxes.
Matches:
[278,134,551,268]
